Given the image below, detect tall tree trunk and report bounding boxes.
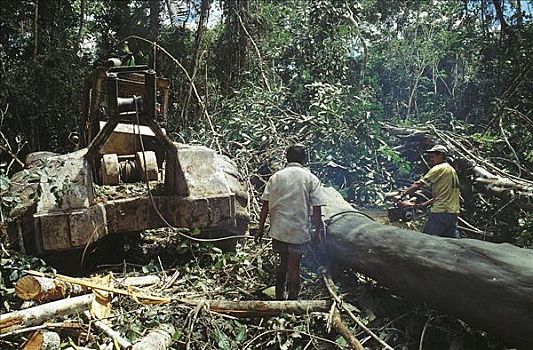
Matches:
[321,187,533,349]
[180,0,211,125]
[148,0,161,42]
[514,0,522,27]
[33,0,39,59]
[31,0,39,150]
[165,0,175,26]
[492,0,508,35]
[215,0,249,91]
[78,0,85,49]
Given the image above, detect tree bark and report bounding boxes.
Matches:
[321,187,533,349]
[0,294,93,334]
[330,310,364,350]
[180,299,332,317]
[15,275,88,302]
[132,324,174,350]
[83,311,132,350]
[15,275,161,302]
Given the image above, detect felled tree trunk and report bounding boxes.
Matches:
[321,188,533,349]
[15,274,161,302]
[15,275,88,302]
[0,294,93,334]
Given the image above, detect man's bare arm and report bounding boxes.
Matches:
[395,180,424,201]
[255,201,269,242]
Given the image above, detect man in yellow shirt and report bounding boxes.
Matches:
[397,145,461,238]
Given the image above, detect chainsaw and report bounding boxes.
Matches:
[384,190,430,223]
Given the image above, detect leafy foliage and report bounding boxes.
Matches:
[0,247,56,313]
[0,2,531,347]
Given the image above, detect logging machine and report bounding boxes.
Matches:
[8,60,248,257]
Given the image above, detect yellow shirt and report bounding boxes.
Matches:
[420,162,460,214]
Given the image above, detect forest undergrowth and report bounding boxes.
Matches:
[0,226,511,350]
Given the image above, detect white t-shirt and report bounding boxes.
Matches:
[261,163,325,244]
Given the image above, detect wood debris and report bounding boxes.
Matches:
[1,228,524,349]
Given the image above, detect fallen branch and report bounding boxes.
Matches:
[0,144,25,168]
[381,122,533,210]
[331,309,364,350]
[179,299,332,318]
[132,324,175,350]
[323,272,394,350]
[117,275,161,288]
[0,294,93,334]
[83,311,132,350]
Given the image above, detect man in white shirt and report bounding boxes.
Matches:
[255,145,325,300]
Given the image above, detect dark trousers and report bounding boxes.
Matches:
[424,213,459,238]
[272,239,306,300]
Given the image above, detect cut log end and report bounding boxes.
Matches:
[22,330,60,350]
[15,275,42,300]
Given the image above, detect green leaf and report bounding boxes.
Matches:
[335,335,347,346]
[214,328,231,350]
[214,259,224,269]
[172,330,182,341]
[9,270,19,281]
[0,176,10,191]
[191,228,201,236]
[235,326,247,343]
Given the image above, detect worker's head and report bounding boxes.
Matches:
[286,144,308,165]
[425,145,448,166]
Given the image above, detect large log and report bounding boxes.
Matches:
[321,188,533,349]
[15,275,88,302]
[15,274,161,302]
[0,294,94,334]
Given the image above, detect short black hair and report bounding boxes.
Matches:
[286,145,308,164]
